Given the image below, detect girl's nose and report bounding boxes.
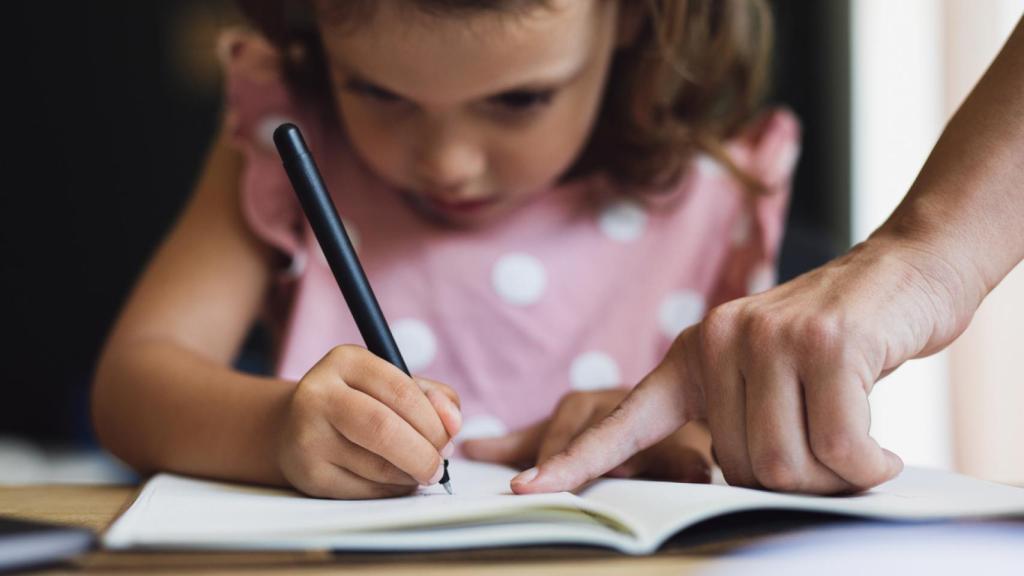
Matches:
[415,132,486,194]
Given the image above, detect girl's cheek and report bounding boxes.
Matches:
[341,107,410,180]
[500,127,585,191]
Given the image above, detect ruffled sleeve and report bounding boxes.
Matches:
[709,108,801,306]
[216,28,308,276]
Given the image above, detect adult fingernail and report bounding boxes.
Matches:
[429,462,444,485]
[512,467,539,486]
[441,441,455,458]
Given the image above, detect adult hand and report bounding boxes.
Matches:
[463,389,711,483]
[511,235,977,495]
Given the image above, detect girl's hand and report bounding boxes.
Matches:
[509,236,975,495]
[276,345,461,499]
[462,390,711,484]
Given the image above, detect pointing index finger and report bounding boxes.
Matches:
[511,348,698,494]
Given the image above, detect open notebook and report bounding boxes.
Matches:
[104,460,1024,555]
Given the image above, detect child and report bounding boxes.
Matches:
[92,0,798,499]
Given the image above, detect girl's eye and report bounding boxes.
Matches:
[346,80,403,104]
[488,89,556,112]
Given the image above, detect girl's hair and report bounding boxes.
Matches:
[235,0,774,192]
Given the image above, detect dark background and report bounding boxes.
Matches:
[1,1,850,446]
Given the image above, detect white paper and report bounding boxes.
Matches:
[104,460,1024,555]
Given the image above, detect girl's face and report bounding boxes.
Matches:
[316,0,621,226]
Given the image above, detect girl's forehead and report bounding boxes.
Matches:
[317,0,614,104]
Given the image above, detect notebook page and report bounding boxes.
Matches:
[578,467,1024,554]
[104,460,625,550]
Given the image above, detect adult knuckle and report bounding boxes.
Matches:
[747,310,784,343]
[751,452,802,492]
[812,428,858,468]
[800,313,847,359]
[719,464,755,488]
[701,305,738,352]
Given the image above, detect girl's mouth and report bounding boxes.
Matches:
[424,195,500,215]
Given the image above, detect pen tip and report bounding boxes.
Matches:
[439,459,452,494]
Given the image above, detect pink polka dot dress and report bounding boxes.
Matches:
[219,32,800,444]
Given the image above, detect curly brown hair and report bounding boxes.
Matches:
[235,0,774,192]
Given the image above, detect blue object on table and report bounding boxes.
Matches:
[0,516,94,573]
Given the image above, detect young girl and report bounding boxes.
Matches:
[92,0,798,499]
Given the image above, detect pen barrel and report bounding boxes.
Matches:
[274,124,410,375]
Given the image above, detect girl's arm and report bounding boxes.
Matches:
[92,129,293,485]
[93,128,462,496]
[511,16,1024,495]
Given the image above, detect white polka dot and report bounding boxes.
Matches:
[695,154,725,178]
[598,199,648,242]
[285,250,307,278]
[748,262,776,294]
[391,318,437,372]
[256,115,298,150]
[316,219,360,267]
[731,211,752,247]
[570,351,622,391]
[658,291,706,338]
[492,253,547,306]
[772,142,801,181]
[457,415,508,443]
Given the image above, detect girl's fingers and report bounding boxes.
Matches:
[342,354,450,450]
[329,387,445,486]
[804,370,903,491]
[607,421,712,483]
[462,421,547,467]
[416,378,461,409]
[651,421,713,482]
[640,445,712,483]
[743,356,851,494]
[510,346,695,494]
[325,425,418,486]
[418,378,462,440]
[308,462,416,500]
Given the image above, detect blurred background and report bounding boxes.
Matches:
[0,1,1020,485]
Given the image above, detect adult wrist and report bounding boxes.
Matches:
[865,217,986,350]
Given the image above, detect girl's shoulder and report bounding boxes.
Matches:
[214,28,320,278]
[625,106,799,303]
[725,107,801,190]
[216,28,300,152]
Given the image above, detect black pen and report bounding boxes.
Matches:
[272,123,452,495]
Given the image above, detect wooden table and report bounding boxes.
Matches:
[0,484,784,575]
